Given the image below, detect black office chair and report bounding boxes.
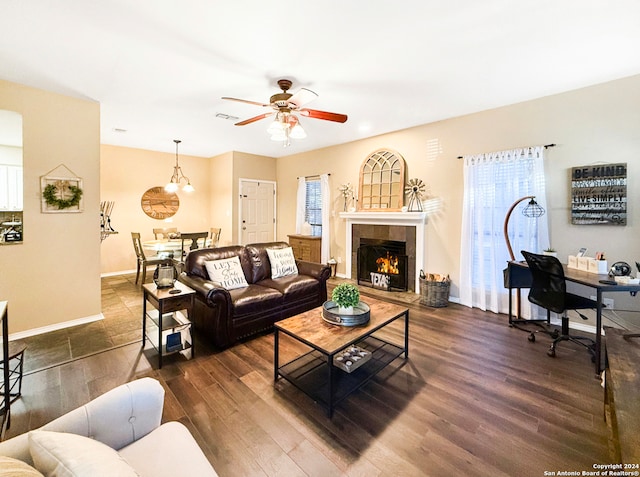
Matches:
[521,251,598,360]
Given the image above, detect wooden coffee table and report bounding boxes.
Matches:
[274,296,409,417]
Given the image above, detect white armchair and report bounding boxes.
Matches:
[0,377,218,477]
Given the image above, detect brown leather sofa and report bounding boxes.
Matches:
[178,242,331,349]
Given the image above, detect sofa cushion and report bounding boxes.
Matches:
[0,456,44,477]
[246,242,291,283]
[257,275,320,303]
[118,422,218,477]
[28,430,138,477]
[204,256,249,290]
[266,247,298,279]
[229,284,283,318]
[184,246,251,282]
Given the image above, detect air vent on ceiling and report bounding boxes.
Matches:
[215,113,239,121]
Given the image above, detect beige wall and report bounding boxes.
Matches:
[100,145,212,274]
[100,148,276,274]
[0,80,101,335]
[277,74,640,307]
[208,151,234,246]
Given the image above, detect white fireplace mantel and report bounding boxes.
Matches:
[339,211,427,294]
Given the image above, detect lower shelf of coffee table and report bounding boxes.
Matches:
[277,336,405,409]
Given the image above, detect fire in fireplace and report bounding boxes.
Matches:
[376,251,399,275]
[357,239,408,291]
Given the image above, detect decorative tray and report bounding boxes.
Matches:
[322,301,370,326]
[333,345,372,373]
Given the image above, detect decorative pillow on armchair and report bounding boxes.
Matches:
[266,247,299,279]
[28,430,138,477]
[204,256,249,290]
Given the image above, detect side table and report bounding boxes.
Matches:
[0,341,27,404]
[142,281,195,368]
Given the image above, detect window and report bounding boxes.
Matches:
[460,147,549,314]
[305,179,322,236]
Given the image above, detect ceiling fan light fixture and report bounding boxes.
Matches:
[267,119,285,135]
[289,121,306,139]
[222,79,347,147]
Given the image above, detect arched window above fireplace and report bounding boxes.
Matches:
[357,149,405,211]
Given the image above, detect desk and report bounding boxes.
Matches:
[505,261,640,375]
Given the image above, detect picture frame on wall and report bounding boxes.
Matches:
[570,163,627,225]
[40,164,84,213]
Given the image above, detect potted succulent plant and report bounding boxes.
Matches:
[543,247,557,257]
[331,282,360,314]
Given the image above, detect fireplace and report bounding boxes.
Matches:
[357,239,408,291]
[340,211,427,294]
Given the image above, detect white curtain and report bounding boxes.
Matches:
[459,147,549,315]
[320,173,330,264]
[295,176,306,234]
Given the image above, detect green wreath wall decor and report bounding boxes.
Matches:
[43,183,83,209]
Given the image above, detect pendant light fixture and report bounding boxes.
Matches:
[165,139,194,193]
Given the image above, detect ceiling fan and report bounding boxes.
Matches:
[222,79,347,146]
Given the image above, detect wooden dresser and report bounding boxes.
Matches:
[288,234,321,263]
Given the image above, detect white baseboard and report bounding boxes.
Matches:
[101,269,136,278]
[9,313,105,341]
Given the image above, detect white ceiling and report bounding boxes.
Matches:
[1,1,640,158]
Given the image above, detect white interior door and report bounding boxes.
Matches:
[240,180,275,244]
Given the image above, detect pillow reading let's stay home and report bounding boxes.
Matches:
[204,256,249,290]
[266,247,298,279]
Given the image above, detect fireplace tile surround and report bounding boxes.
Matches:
[340,212,427,294]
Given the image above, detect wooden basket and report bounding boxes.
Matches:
[420,277,450,308]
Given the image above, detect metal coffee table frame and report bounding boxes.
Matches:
[274,298,409,417]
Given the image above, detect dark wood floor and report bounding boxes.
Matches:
[5,275,614,476]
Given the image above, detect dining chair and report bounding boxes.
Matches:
[131,232,172,285]
[177,232,210,264]
[521,250,598,360]
[209,227,221,247]
[153,227,178,240]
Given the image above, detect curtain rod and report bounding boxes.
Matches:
[297,173,331,179]
[456,144,556,159]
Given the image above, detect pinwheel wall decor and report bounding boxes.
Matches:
[404,178,427,211]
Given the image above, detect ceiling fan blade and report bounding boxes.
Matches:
[288,88,318,109]
[299,109,348,123]
[234,112,273,126]
[222,97,270,107]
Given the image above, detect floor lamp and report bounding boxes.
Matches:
[503,196,545,322]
